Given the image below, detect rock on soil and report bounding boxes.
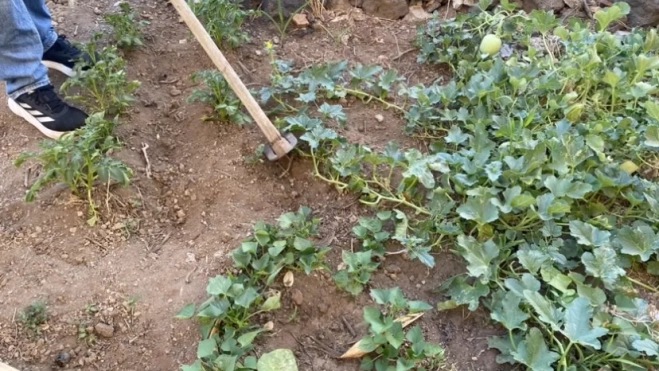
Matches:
[291,289,303,306]
[524,0,565,11]
[625,0,659,27]
[358,0,409,19]
[94,323,115,338]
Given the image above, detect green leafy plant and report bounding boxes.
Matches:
[19,301,48,335]
[61,35,140,115]
[190,0,256,49]
[261,0,309,44]
[255,1,659,370]
[352,212,393,257]
[104,2,149,50]
[15,113,133,225]
[188,70,251,126]
[231,207,330,284]
[359,288,444,371]
[178,207,329,371]
[333,250,380,296]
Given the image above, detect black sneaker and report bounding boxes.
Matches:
[8,85,88,139]
[42,35,95,77]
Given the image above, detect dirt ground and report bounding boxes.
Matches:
[0,1,507,370]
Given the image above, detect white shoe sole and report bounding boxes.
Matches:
[43,60,75,77]
[8,98,64,140]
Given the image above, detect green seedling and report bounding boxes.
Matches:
[333,250,380,296]
[261,0,310,45]
[19,301,48,335]
[61,34,140,115]
[359,288,444,371]
[15,113,133,226]
[188,70,251,126]
[104,2,149,50]
[190,0,256,49]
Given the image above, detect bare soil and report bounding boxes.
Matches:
[0,1,506,370]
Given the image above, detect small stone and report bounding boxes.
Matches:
[292,13,310,27]
[291,289,303,306]
[375,114,384,123]
[93,7,102,15]
[169,87,182,97]
[385,264,401,274]
[94,323,114,338]
[273,36,280,44]
[55,352,71,367]
[176,210,186,219]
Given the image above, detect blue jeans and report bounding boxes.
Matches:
[0,0,57,99]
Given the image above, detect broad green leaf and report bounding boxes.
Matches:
[645,101,659,122]
[235,287,260,308]
[257,349,298,371]
[363,306,389,334]
[488,335,520,365]
[511,327,560,371]
[632,339,659,356]
[457,235,499,282]
[215,355,237,371]
[293,237,314,251]
[569,220,610,247]
[540,266,575,296]
[438,276,489,311]
[594,2,630,31]
[261,292,281,312]
[197,338,217,359]
[491,186,522,213]
[238,330,262,347]
[385,322,405,349]
[563,297,609,349]
[445,125,469,144]
[457,197,499,225]
[408,300,433,313]
[490,290,529,331]
[582,247,626,287]
[405,325,424,345]
[645,126,659,147]
[517,250,549,274]
[403,150,436,188]
[544,175,592,199]
[523,291,563,330]
[181,360,203,371]
[318,103,347,123]
[615,224,659,261]
[505,274,541,298]
[207,275,233,296]
[176,303,195,319]
[574,281,607,307]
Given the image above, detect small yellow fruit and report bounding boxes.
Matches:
[620,160,640,175]
[480,34,502,56]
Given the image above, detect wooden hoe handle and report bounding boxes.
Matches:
[169,0,293,157]
[0,361,20,371]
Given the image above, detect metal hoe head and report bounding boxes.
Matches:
[264,133,298,161]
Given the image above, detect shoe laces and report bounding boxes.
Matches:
[32,86,67,114]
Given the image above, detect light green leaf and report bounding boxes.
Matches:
[457,235,499,282]
[491,186,522,213]
[646,101,659,122]
[445,125,470,145]
[490,291,529,331]
[438,276,489,311]
[569,220,610,247]
[586,134,605,154]
[505,274,541,298]
[293,237,314,251]
[575,282,607,307]
[541,266,575,296]
[563,297,609,349]
[403,150,436,189]
[517,250,549,274]
[197,338,217,359]
[615,224,659,261]
[176,303,195,319]
[181,360,203,371]
[523,291,563,330]
[363,306,389,333]
[511,193,536,208]
[582,246,626,287]
[593,2,630,31]
[235,287,260,308]
[207,275,233,296]
[257,349,298,371]
[645,126,659,147]
[238,330,263,347]
[408,300,433,313]
[544,175,592,199]
[261,292,281,312]
[632,339,659,356]
[511,327,560,371]
[457,197,499,225]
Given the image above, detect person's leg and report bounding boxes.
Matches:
[0,0,51,99]
[22,0,57,52]
[0,0,88,139]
